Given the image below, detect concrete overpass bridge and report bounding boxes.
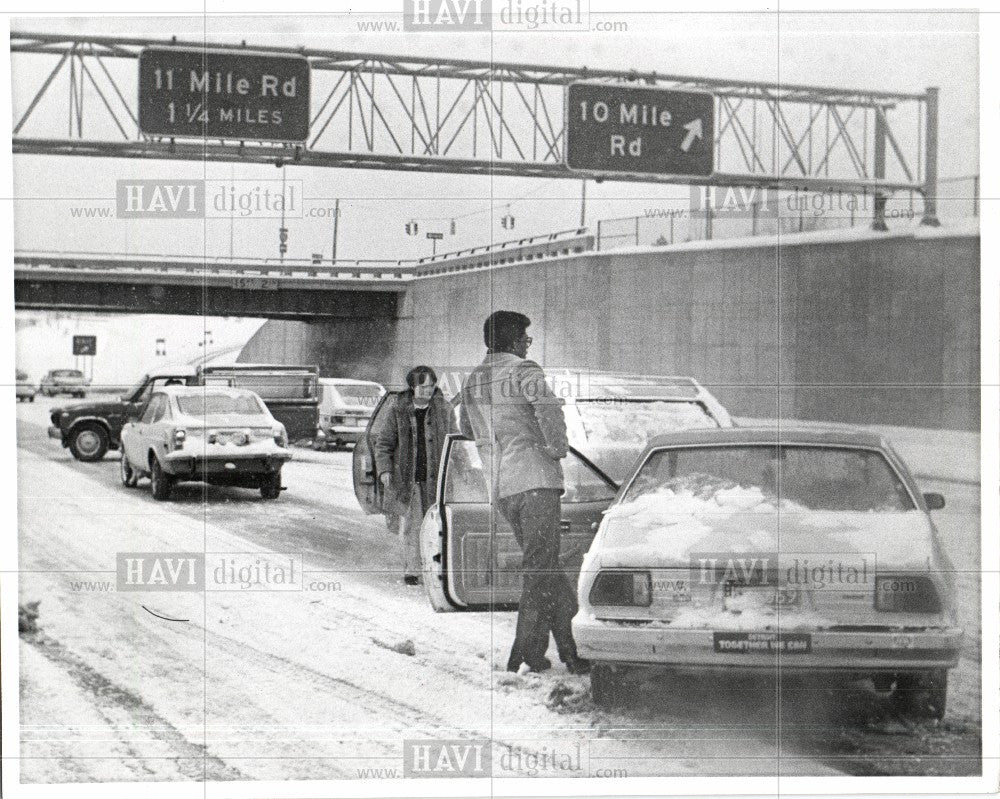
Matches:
[13,229,594,319]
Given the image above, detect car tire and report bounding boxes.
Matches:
[120,452,139,488]
[28,396,34,403]
[260,470,282,500]
[590,664,627,708]
[895,670,948,720]
[150,455,173,501]
[68,424,109,462]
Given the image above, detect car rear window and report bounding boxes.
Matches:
[331,383,383,406]
[177,393,265,416]
[53,370,84,378]
[624,444,915,512]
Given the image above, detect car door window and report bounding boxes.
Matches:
[141,395,164,424]
[443,439,488,504]
[562,454,617,503]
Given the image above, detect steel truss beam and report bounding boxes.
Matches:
[11,31,934,200]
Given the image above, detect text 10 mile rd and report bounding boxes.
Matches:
[566,83,715,178]
[138,48,311,143]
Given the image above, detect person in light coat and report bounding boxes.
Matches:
[459,311,589,675]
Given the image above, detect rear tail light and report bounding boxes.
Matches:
[332,415,346,425]
[589,571,652,607]
[273,426,288,447]
[874,574,941,614]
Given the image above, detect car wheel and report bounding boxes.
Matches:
[28,396,34,403]
[68,424,109,462]
[591,664,628,708]
[150,455,173,501]
[894,670,948,720]
[260,470,282,500]
[120,452,139,488]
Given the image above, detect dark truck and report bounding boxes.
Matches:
[49,363,319,461]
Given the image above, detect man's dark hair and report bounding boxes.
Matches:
[405,365,437,390]
[484,310,530,351]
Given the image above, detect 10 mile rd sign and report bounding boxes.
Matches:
[565,83,715,178]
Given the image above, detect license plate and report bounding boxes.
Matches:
[724,583,801,608]
[713,632,812,654]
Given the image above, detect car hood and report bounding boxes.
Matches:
[54,399,123,416]
[597,489,937,572]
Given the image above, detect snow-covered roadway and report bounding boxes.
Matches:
[14,400,982,782]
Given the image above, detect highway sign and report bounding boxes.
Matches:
[73,335,97,356]
[138,47,311,142]
[565,83,714,178]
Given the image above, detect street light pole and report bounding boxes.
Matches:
[331,198,340,263]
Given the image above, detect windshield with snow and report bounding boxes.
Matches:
[177,393,266,417]
[569,400,718,482]
[624,445,914,512]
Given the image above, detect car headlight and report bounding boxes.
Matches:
[874,574,941,614]
[589,570,652,607]
[172,428,187,449]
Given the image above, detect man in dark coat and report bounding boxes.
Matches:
[373,366,455,584]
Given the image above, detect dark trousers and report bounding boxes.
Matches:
[497,488,579,669]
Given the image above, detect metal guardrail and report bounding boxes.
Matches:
[414,228,595,277]
[14,251,418,280]
[15,227,600,284]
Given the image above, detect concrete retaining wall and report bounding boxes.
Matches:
[239,225,979,430]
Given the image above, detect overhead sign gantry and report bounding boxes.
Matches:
[11,31,940,223]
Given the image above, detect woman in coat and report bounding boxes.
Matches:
[373,365,456,584]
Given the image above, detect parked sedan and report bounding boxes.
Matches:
[120,386,291,501]
[16,370,36,402]
[313,377,385,450]
[573,426,962,718]
[39,368,89,397]
[357,372,732,612]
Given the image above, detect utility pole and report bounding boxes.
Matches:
[579,180,587,228]
[331,198,340,263]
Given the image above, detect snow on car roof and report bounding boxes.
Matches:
[644,425,889,450]
[544,369,703,400]
[158,386,259,398]
[147,364,198,378]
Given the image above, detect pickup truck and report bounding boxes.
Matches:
[49,363,319,461]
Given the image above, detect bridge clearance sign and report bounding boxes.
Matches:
[565,83,714,179]
[138,48,311,143]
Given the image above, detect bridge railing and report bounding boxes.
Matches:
[14,250,420,280]
[413,228,595,277]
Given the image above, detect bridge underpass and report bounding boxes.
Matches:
[13,251,408,319]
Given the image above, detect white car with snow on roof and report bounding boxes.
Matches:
[573,426,962,718]
[120,386,291,501]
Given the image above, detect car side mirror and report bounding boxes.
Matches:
[923,492,945,511]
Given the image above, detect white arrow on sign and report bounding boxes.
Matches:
[680,118,704,152]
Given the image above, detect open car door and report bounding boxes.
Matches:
[351,391,397,515]
[423,434,618,612]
